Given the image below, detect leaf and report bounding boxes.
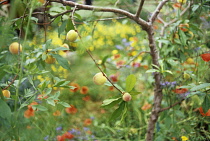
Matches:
[51,54,71,71]
[109,101,126,122]
[190,83,210,91]
[32,105,48,111]
[129,91,141,95]
[202,95,210,113]
[47,98,55,106]
[101,97,122,108]
[146,69,159,73]
[59,102,70,107]
[120,102,127,123]
[58,20,68,37]
[0,99,11,119]
[125,74,136,92]
[51,47,69,52]
[192,5,199,12]
[178,29,187,45]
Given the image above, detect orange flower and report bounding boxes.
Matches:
[198,107,210,117]
[80,86,89,94]
[116,60,125,67]
[53,110,61,116]
[173,88,188,94]
[82,96,91,101]
[37,94,48,100]
[57,135,65,141]
[65,105,77,114]
[141,103,152,110]
[173,3,181,8]
[200,53,210,62]
[179,23,189,32]
[114,54,121,59]
[108,86,115,91]
[63,132,74,139]
[69,82,80,92]
[84,118,92,126]
[24,109,35,118]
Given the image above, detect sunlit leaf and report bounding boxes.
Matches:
[125,74,136,92]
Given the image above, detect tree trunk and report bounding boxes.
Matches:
[145,26,163,141]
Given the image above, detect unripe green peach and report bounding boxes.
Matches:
[122,92,132,102]
[9,42,22,54]
[93,72,107,85]
[66,30,78,42]
[2,90,10,98]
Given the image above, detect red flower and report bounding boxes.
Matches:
[82,96,91,101]
[84,118,92,126]
[65,105,77,114]
[80,86,89,94]
[198,107,210,117]
[69,82,80,92]
[63,132,74,139]
[200,53,210,62]
[56,135,65,141]
[109,74,118,82]
[173,88,188,94]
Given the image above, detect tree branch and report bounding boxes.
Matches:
[49,0,149,28]
[149,0,169,24]
[135,0,145,18]
[159,99,184,112]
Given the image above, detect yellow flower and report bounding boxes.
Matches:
[181,136,189,141]
[112,50,118,55]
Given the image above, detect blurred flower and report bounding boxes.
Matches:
[200,53,210,62]
[84,118,92,126]
[44,135,49,140]
[100,109,106,114]
[65,105,77,114]
[69,82,80,92]
[181,136,189,141]
[37,94,48,100]
[161,81,177,88]
[116,60,125,67]
[116,45,124,50]
[112,50,118,55]
[56,126,63,131]
[141,103,152,110]
[24,102,38,118]
[179,24,189,32]
[132,62,141,68]
[108,86,115,91]
[173,88,188,94]
[63,132,74,139]
[113,54,121,59]
[198,107,210,117]
[56,135,65,141]
[80,86,89,94]
[109,74,118,83]
[173,3,181,8]
[82,96,91,101]
[53,110,61,116]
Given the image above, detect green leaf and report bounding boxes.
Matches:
[190,83,210,91]
[178,29,187,45]
[32,105,48,111]
[0,99,11,119]
[66,19,74,32]
[202,95,210,113]
[58,20,68,37]
[59,102,70,107]
[120,102,127,123]
[47,98,55,106]
[101,97,122,108]
[109,101,126,121]
[51,47,69,52]
[146,69,159,73]
[125,74,136,92]
[129,91,141,95]
[51,54,71,70]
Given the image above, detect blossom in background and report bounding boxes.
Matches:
[53,110,61,116]
[65,105,77,114]
[82,96,91,101]
[200,53,210,62]
[181,136,189,141]
[161,81,177,88]
[198,107,210,117]
[173,88,188,94]
[109,74,119,83]
[141,103,152,110]
[69,82,80,92]
[80,86,89,94]
[24,102,38,118]
[84,118,92,126]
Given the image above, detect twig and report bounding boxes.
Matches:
[159,99,184,112]
[149,0,169,24]
[2,74,18,90]
[71,4,78,31]
[135,0,145,18]
[86,50,123,94]
[120,51,150,68]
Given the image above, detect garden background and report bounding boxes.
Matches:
[0,0,210,141]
